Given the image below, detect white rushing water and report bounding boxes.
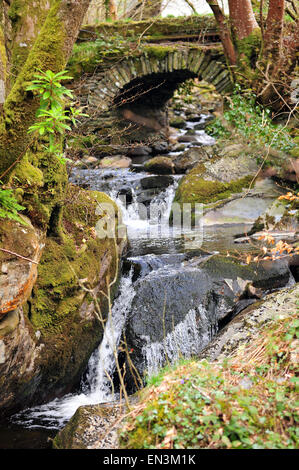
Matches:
[14,273,136,429]
[113,181,179,240]
[14,124,216,430]
[142,306,218,377]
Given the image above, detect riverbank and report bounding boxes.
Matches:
[53,283,299,449]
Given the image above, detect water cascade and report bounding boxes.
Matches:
[11,115,259,431]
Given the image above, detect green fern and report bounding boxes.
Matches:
[0,185,26,224]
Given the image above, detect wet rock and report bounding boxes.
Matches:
[0,307,41,413]
[124,255,293,382]
[117,187,133,204]
[169,116,187,129]
[127,146,152,157]
[144,156,175,175]
[99,156,132,168]
[171,143,186,152]
[193,122,206,130]
[140,175,174,190]
[151,141,169,155]
[186,114,202,122]
[172,147,211,173]
[178,134,199,143]
[136,188,161,204]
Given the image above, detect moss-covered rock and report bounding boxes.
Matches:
[170,152,261,225]
[0,185,127,416]
[144,156,175,175]
[119,284,299,450]
[53,402,123,449]
[173,164,253,205]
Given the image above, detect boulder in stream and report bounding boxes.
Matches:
[122,254,294,383]
[144,156,175,175]
[52,402,122,449]
[172,146,212,173]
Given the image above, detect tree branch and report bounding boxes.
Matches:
[206,0,237,65]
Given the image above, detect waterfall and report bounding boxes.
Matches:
[13,272,135,430]
[111,180,179,241]
[12,118,218,432]
[141,306,218,377]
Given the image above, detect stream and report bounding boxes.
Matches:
[0,113,262,448]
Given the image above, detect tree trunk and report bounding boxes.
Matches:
[206,0,237,65]
[6,0,53,89]
[258,0,286,105]
[0,0,11,106]
[228,0,259,40]
[0,0,91,178]
[264,0,285,60]
[108,0,117,20]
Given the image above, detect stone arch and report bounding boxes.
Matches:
[88,47,232,112]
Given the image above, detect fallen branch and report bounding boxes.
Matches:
[0,247,38,264]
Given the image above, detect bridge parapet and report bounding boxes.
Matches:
[78,15,219,44]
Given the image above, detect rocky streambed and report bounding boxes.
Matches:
[1,88,298,448]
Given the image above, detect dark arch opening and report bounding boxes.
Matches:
[113,70,197,109]
[112,70,197,143]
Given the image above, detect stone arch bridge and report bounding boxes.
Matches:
[74,16,232,143]
[87,45,232,113]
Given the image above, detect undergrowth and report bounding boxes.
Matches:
[0,185,25,224]
[119,303,299,449]
[206,86,295,153]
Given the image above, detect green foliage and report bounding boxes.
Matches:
[120,306,299,449]
[206,86,295,153]
[95,33,134,55]
[26,69,88,164]
[0,183,25,224]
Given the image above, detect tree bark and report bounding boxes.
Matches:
[0,0,11,106]
[206,0,237,65]
[264,0,285,60]
[108,0,117,20]
[0,0,91,178]
[7,0,53,87]
[228,0,259,40]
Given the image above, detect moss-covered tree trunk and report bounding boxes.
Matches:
[0,0,10,109]
[4,0,53,91]
[0,0,90,180]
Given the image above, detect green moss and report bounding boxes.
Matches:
[0,26,7,81]
[25,185,124,396]
[0,0,66,179]
[8,0,22,23]
[236,29,262,80]
[10,153,44,187]
[120,300,299,449]
[173,164,252,206]
[80,15,217,41]
[144,45,175,60]
[30,185,120,333]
